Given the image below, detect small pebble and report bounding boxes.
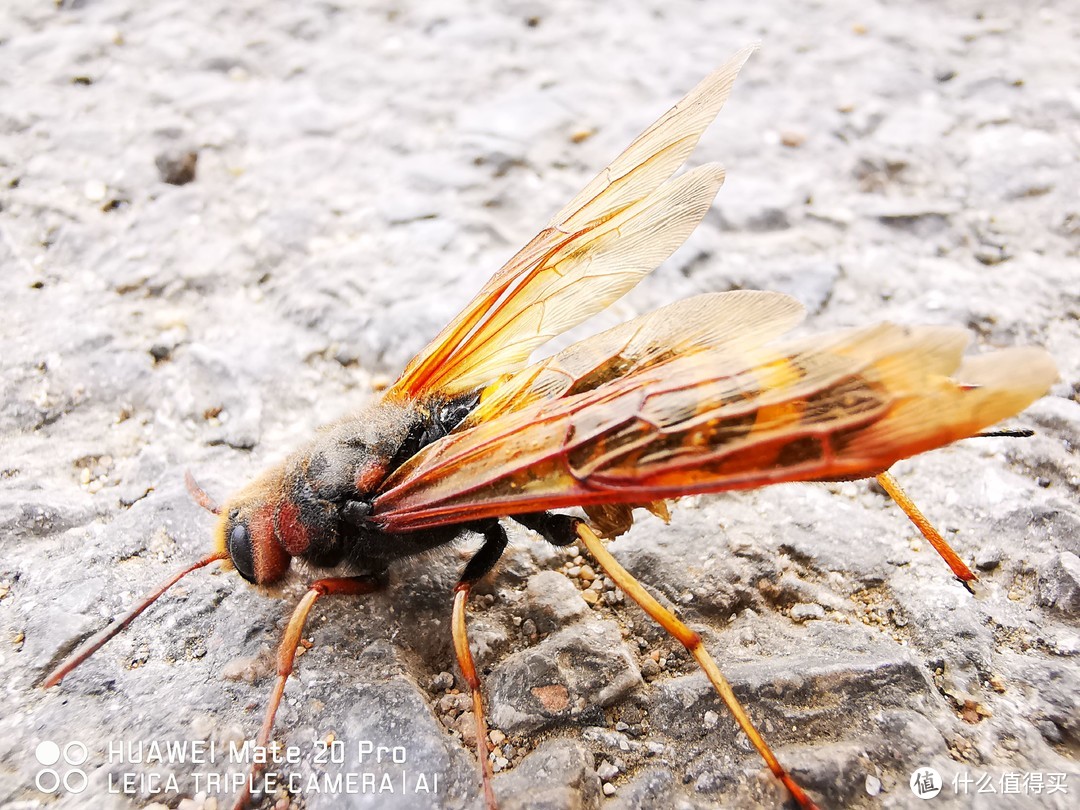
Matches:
[456,711,478,747]
[865,775,882,796]
[790,603,826,622]
[439,693,469,714]
[597,759,620,780]
[703,710,720,728]
[155,149,198,185]
[975,548,1004,571]
[582,589,599,605]
[84,179,107,202]
[602,782,616,796]
[781,130,806,148]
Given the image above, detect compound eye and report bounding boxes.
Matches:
[227,521,255,583]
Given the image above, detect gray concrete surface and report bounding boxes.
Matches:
[1,1,1078,809]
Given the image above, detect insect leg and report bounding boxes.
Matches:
[574,521,820,810]
[511,511,580,546]
[452,520,507,810]
[875,470,978,592]
[233,575,382,810]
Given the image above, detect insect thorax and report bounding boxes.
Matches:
[279,393,481,572]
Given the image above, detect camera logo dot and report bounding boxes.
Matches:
[35,740,88,795]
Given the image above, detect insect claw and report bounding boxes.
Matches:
[964,577,990,601]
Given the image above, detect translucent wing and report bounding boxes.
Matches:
[461,290,806,427]
[458,289,805,537]
[372,326,1056,532]
[388,46,757,401]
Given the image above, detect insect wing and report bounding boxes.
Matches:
[460,289,805,427]
[453,289,804,537]
[372,325,1056,533]
[387,46,757,401]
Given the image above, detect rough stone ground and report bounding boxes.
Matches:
[1,1,1078,809]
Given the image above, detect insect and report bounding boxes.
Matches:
[45,45,1057,810]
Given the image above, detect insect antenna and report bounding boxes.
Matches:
[186,469,222,514]
[42,550,227,688]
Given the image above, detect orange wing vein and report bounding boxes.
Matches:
[387,46,757,401]
[457,289,804,537]
[373,324,1056,533]
[462,289,805,427]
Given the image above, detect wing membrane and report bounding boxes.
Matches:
[373,327,1057,532]
[552,46,756,232]
[388,46,756,401]
[463,289,805,427]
